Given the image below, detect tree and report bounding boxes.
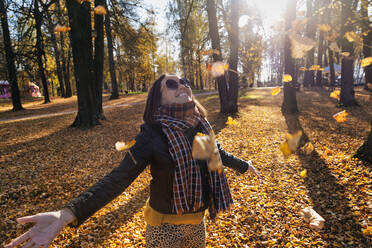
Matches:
[303,0,316,87]
[361,0,371,90]
[315,0,326,86]
[339,0,358,106]
[226,0,240,113]
[0,0,23,111]
[105,3,119,100]
[93,0,106,120]
[66,0,99,129]
[206,0,229,113]
[282,0,298,114]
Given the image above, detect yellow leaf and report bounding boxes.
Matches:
[54,24,71,33]
[318,24,331,32]
[299,67,307,71]
[361,57,372,67]
[196,132,206,137]
[333,110,348,123]
[300,169,307,178]
[225,116,238,125]
[362,226,372,236]
[280,142,292,156]
[344,31,362,43]
[309,65,321,71]
[340,52,350,57]
[283,74,292,82]
[210,61,227,78]
[301,142,314,155]
[115,140,136,151]
[201,49,221,56]
[94,5,107,15]
[330,90,340,100]
[271,86,281,96]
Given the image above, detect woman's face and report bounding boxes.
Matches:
[160,75,192,105]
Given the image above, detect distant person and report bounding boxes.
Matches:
[6,74,259,248]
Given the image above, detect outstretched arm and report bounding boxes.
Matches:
[217,142,260,176]
[5,124,153,247]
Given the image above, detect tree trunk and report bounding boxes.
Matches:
[328,49,336,85]
[282,0,298,114]
[105,5,119,100]
[340,0,357,106]
[46,12,65,98]
[227,0,239,113]
[35,0,50,103]
[66,0,99,129]
[63,45,72,97]
[354,119,372,163]
[361,0,372,90]
[206,0,229,113]
[316,34,324,86]
[93,0,105,120]
[303,0,316,87]
[0,0,23,111]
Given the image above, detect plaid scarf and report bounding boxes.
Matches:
[155,101,233,219]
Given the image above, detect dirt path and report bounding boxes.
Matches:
[1,88,371,247]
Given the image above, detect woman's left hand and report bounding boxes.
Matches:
[247,160,260,177]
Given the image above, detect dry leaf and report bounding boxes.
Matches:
[318,24,331,32]
[54,24,71,33]
[226,116,238,125]
[289,33,316,59]
[271,86,281,96]
[301,142,314,155]
[361,57,372,67]
[340,52,350,57]
[201,49,221,56]
[300,169,307,178]
[94,5,107,15]
[283,74,292,82]
[299,67,307,71]
[330,90,340,101]
[333,110,348,123]
[115,140,136,151]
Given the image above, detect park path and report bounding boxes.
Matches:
[0,91,217,124]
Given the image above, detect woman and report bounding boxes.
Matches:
[6,74,259,248]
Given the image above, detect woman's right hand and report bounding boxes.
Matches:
[5,208,76,248]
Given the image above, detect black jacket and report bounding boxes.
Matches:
[65,122,249,227]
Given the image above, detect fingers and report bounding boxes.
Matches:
[17,215,38,224]
[5,230,30,248]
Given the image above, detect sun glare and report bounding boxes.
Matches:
[247,0,289,27]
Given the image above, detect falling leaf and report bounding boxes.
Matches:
[309,65,321,71]
[300,169,307,178]
[330,90,340,101]
[301,142,314,155]
[115,140,136,151]
[340,52,350,57]
[361,57,372,67]
[318,24,331,32]
[226,116,238,125]
[271,86,281,96]
[280,130,302,156]
[333,110,348,123]
[299,67,307,71]
[54,24,71,33]
[201,49,221,56]
[76,0,90,3]
[283,74,292,82]
[362,226,372,236]
[209,61,228,78]
[94,5,107,15]
[344,31,362,43]
[280,142,292,156]
[289,33,316,59]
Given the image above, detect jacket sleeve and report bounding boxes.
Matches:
[217,142,249,174]
[64,124,153,227]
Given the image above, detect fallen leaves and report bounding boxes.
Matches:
[225,116,238,126]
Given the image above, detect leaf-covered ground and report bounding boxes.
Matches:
[1,88,371,247]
